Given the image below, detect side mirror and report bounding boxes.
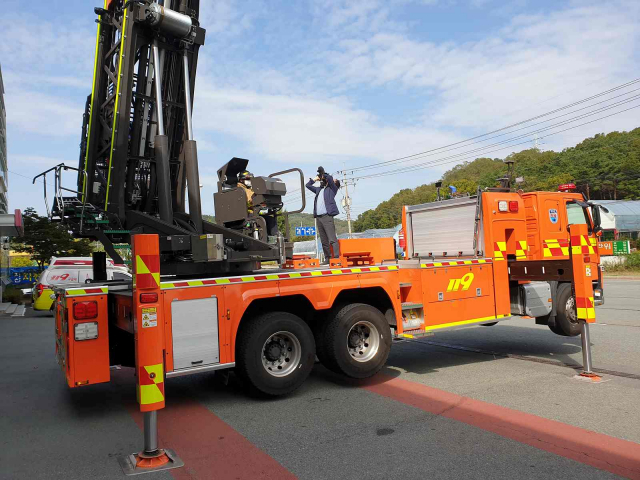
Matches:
[591,205,602,234]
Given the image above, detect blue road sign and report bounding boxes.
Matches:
[295,226,316,236]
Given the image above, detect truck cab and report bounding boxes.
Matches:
[521,190,600,264]
[402,188,603,338]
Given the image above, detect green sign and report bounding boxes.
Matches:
[612,240,630,256]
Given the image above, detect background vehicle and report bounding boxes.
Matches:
[33,257,131,311]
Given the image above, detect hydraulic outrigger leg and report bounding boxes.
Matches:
[580,322,595,376]
[118,234,184,475]
[569,224,601,381]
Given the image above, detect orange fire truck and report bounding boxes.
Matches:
[39,1,604,475]
[51,188,604,473]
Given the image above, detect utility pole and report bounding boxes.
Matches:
[341,168,354,239]
[533,134,543,151]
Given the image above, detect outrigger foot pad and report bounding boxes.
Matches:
[578,371,602,382]
[118,448,184,476]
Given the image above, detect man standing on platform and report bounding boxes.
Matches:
[306,167,341,264]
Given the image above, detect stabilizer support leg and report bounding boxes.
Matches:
[579,321,600,380]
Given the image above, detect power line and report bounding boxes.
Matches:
[366,89,640,168]
[358,95,640,176]
[338,77,640,174]
[350,102,640,181]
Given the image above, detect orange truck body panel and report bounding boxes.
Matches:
[338,237,396,265]
[132,234,165,412]
[419,261,500,328]
[161,265,402,369]
[570,224,598,323]
[55,292,110,388]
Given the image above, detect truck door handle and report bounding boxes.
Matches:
[191,360,203,365]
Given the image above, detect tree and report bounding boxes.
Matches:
[9,256,36,267]
[350,128,640,231]
[11,208,95,268]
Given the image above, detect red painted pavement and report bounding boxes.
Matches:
[365,375,640,480]
[129,403,296,480]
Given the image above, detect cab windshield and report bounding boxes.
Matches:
[566,203,592,233]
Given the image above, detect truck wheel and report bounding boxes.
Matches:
[312,319,328,365]
[555,283,581,337]
[323,303,391,379]
[547,321,568,336]
[236,312,315,397]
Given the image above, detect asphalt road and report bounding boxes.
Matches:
[1,279,639,480]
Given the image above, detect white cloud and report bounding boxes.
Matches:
[6,89,85,137]
[199,0,264,36]
[192,83,462,167]
[316,1,640,148]
[0,12,95,82]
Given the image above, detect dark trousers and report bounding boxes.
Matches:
[317,214,340,259]
[263,214,278,236]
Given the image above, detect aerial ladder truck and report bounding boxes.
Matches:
[36,1,605,475]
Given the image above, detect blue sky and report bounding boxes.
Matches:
[1,0,639,221]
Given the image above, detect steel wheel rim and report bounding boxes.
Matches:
[566,296,578,324]
[347,320,380,363]
[261,331,302,377]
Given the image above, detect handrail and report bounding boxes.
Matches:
[269,167,306,214]
[33,163,89,232]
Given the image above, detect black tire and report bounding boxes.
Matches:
[313,302,348,367]
[547,321,568,336]
[322,303,391,379]
[312,318,329,366]
[555,283,581,337]
[236,312,315,397]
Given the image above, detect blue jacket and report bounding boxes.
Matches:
[306,175,340,217]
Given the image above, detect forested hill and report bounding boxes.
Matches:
[353,128,640,232]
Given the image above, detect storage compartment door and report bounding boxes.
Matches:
[171,297,220,370]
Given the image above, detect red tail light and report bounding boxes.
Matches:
[508,201,519,212]
[139,292,158,303]
[36,283,45,296]
[73,301,98,320]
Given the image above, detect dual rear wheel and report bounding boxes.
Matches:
[235,304,391,396]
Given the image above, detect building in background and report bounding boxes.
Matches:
[0,63,6,213]
[0,64,24,302]
[591,200,640,240]
[0,64,8,293]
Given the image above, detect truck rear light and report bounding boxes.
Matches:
[73,301,98,320]
[74,322,99,341]
[508,201,519,212]
[140,292,158,303]
[36,283,46,296]
[498,200,508,212]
